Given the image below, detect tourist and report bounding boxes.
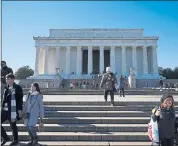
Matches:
[159,77,163,91]
[124,76,128,88]
[119,75,125,97]
[100,67,117,106]
[22,83,44,146]
[152,94,176,146]
[70,83,73,89]
[1,73,23,146]
[1,61,13,100]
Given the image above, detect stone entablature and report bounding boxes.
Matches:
[49,29,144,38]
[34,37,158,47]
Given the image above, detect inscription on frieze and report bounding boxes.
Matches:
[50,29,143,38]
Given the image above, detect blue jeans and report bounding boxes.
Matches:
[27,126,37,138]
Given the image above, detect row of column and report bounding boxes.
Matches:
[35,45,158,76]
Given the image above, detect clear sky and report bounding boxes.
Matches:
[2,1,178,72]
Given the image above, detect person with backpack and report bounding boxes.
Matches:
[151,94,176,146]
[100,67,117,106]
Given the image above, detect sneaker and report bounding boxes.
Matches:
[9,141,18,146]
[1,138,10,146]
[26,141,33,146]
[32,137,38,146]
[111,102,115,106]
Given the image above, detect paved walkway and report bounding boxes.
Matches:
[28,95,178,102]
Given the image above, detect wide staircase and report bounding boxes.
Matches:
[4,100,178,146]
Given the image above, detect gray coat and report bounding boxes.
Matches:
[23,93,44,126]
[100,72,117,90]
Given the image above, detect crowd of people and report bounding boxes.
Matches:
[159,78,178,91]
[1,61,178,146]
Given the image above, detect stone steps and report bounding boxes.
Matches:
[44,105,178,111]
[41,101,178,105]
[5,132,149,141]
[5,141,152,146]
[42,111,151,117]
[3,124,148,132]
[3,100,160,145]
[4,117,150,124]
[22,88,178,95]
[35,90,178,95]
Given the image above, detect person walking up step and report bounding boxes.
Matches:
[100,67,117,106]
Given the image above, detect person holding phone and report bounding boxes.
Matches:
[22,83,44,146]
[152,94,176,146]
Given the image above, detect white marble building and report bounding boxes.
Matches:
[33,29,160,79]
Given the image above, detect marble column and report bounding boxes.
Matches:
[99,46,104,74]
[110,46,115,73]
[132,46,137,75]
[88,46,93,74]
[77,46,82,74]
[55,47,60,69]
[66,46,70,74]
[121,46,126,75]
[152,46,158,74]
[143,45,148,74]
[35,47,40,75]
[44,46,49,74]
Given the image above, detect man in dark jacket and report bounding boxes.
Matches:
[1,73,23,146]
[100,67,117,106]
[119,75,125,97]
[1,61,13,100]
[159,78,163,91]
[152,94,176,146]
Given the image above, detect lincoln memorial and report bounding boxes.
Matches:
[32,29,160,79]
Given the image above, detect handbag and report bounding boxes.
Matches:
[38,122,44,132]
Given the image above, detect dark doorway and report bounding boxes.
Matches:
[82,50,88,74]
[92,50,99,74]
[104,50,110,73]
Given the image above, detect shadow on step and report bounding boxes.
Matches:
[56,116,112,134]
[18,142,47,146]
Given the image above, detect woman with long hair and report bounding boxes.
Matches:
[22,83,44,146]
[152,94,176,146]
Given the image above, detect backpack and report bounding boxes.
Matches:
[148,108,160,144]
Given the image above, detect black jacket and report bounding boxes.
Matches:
[152,95,176,139]
[1,83,23,120]
[1,66,13,84]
